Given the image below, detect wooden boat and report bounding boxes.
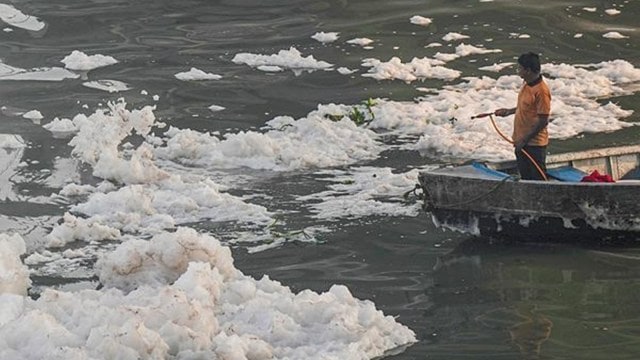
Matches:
[418,144,640,242]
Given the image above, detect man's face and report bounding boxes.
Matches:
[517,64,528,79]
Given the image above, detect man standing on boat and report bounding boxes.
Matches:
[494,52,551,180]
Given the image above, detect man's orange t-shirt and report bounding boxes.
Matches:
[512,77,551,146]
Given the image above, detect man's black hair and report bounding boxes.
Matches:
[518,52,541,73]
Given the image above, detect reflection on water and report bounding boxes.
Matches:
[508,305,552,359]
[414,237,640,359]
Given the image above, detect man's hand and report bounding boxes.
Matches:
[514,139,526,152]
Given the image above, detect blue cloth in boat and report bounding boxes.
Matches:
[471,162,511,179]
[546,166,587,182]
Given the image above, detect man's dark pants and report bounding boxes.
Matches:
[516,145,546,180]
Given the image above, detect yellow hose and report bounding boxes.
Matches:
[488,114,548,181]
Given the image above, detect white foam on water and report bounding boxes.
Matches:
[155,106,383,171]
[208,105,226,112]
[298,167,428,220]
[42,117,78,138]
[0,3,45,31]
[175,67,222,81]
[228,225,330,254]
[257,64,283,72]
[22,110,43,121]
[0,135,25,201]
[0,233,30,295]
[603,31,629,39]
[42,101,273,248]
[454,43,502,57]
[0,61,79,81]
[410,15,433,26]
[82,80,132,93]
[347,37,374,46]
[1,229,415,359]
[361,56,461,82]
[479,62,516,72]
[61,50,118,71]
[442,32,470,42]
[0,133,25,149]
[232,47,333,75]
[43,158,81,189]
[337,67,357,75]
[311,31,339,43]
[149,59,640,169]
[360,44,500,83]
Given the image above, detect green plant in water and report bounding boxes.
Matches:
[363,98,376,119]
[326,97,377,127]
[349,107,367,126]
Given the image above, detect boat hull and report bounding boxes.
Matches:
[430,208,640,243]
[419,171,640,241]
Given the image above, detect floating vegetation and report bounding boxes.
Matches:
[325,98,377,126]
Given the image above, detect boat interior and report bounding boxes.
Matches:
[439,145,640,182]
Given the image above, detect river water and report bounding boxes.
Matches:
[2,0,640,359]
